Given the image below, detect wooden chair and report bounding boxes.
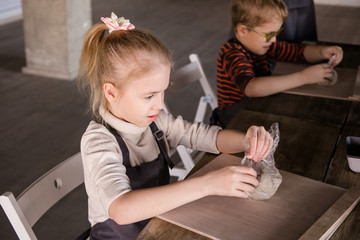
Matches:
[0,153,90,240]
[165,53,218,180]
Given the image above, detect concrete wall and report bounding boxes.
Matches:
[21,0,92,80]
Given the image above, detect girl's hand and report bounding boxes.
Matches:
[301,63,334,84]
[203,166,258,198]
[320,46,343,67]
[244,126,273,162]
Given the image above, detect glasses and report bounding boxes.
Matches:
[248,27,284,42]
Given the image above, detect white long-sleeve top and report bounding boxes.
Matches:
[80,107,221,225]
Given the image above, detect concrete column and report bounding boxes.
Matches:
[21,0,92,80]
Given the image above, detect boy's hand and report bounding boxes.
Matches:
[301,64,334,84]
[320,46,343,67]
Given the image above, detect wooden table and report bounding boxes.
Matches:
[138,96,360,239]
[138,153,359,240]
[228,93,360,187]
[138,43,360,239]
[273,42,360,101]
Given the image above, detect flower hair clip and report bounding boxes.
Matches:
[101,12,135,33]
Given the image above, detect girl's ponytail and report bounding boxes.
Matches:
[78,23,107,117]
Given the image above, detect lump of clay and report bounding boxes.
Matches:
[241,122,282,200]
[248,161,282,200]
[318,69,338,86]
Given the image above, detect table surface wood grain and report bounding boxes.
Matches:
[159,154,349,240]
[138,152,359,240]
[138,43,360,239]
[138,95,360,239]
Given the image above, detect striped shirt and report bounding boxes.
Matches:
[216,38,306,110]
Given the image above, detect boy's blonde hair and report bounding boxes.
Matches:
[231,0,288,29]
[77,23,173,118]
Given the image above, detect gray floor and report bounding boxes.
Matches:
[0,1,359,239]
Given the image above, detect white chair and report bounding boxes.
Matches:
[0,153,89,240]
[165,53,218,181]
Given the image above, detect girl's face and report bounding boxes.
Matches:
[107,60,171,127]
[236,17,283,55]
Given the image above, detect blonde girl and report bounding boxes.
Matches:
[78,12,273,239]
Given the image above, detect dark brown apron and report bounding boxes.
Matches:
[90,122,173,240]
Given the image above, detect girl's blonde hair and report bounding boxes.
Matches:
[231,0,288,29]
[78,23,173,118]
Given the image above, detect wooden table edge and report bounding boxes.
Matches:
[299,186,360,240]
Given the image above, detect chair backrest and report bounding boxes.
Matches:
[165,53,217,180]
[166,53,217,121]
[0,152,85,240]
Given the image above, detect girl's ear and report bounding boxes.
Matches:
[235,24,248,37]
[103,83,118,102]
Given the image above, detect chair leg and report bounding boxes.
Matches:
[169,168,188,181]
[176,145,195,171]
[0,192,36,240]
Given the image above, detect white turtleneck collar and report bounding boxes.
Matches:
[99,106,148,136]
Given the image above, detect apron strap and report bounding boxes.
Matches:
[149,122,174,169]
[106,122,174,169]
[107,126,130,165]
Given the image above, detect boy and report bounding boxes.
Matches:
[214,0,343,127]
